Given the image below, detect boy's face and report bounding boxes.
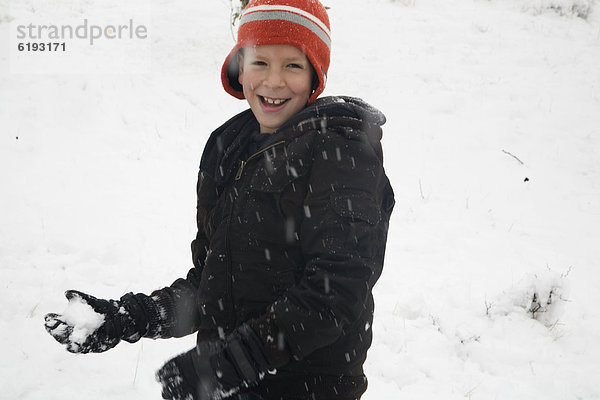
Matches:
[238,45,313,134]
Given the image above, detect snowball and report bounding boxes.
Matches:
[61,297,105,345]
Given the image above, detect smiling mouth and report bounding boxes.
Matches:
[259,95,289,107]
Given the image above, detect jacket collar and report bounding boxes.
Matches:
[199,109,258,184]
[200,96,386,183]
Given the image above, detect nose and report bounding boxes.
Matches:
[263,68,285,89]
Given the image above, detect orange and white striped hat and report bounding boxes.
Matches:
[221,0,331,104]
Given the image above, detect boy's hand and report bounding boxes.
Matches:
[156,324,269,400]
[44,290,150,353]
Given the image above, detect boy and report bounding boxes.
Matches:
[44,1,394,399]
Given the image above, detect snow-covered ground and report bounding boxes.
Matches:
[1,0,599,398]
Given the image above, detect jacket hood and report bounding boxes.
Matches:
[281,96,386,131]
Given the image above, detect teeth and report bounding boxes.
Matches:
[263,96,286,105]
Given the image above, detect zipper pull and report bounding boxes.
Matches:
[235,160,246,181]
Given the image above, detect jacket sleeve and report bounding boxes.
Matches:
[249,122,394,365]
[147,171,216,338]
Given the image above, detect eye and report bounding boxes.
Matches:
[251,60,267,66]
[288,63,304,69]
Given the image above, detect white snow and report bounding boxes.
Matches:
[54,295,105,348]
[1,0,600,399]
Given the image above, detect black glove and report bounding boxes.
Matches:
[44,290,159,353]
[156,324,270,400]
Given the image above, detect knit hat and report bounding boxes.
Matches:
[221,0,331,104]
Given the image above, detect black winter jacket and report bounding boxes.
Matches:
[151,96,394,400]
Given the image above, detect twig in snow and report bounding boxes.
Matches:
[133,342,143,385]
[561,266,573,278]
[464,383,481,399]
[28,303,39,318]
[484,298,493,317]
[502,149,525,165]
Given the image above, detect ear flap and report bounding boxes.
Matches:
[237,51,244,86]
[310,64,319,93]
[227,49,244,93]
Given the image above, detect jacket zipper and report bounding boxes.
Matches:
[225,140,285,329]
[234,140,286,181]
